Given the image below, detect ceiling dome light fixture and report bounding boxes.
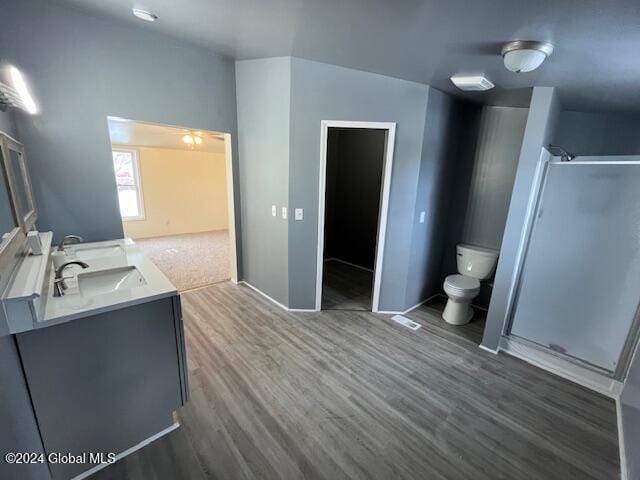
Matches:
[501,41,554,73]
[132,8,158,22]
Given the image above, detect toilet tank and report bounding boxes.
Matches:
[456,244,499,279]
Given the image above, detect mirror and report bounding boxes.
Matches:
[0,151,18,243]
[1,136,37,232]
[0,133,24,289]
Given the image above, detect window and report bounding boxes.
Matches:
[112,149,144,220]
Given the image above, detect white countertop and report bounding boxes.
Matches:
[30,239,178,330]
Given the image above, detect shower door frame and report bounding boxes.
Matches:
[502,151,640,381]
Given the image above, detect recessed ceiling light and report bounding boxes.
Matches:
[501,41,554,73]
[132,8,157,22]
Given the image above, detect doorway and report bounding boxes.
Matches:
[316,121,396,312]
[107,117,238,291]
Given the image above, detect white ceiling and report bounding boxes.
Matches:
[60,0,640,111]
[107,117,225,153]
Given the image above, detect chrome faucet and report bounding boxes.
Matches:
[57,235,83,252]
[53,261,89,297]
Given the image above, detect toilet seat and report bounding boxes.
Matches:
[444,274,480,295]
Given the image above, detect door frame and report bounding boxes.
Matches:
[504,150,640,380]
[315,120,397,312]
[107,116,239,284]
[222,132,239,283]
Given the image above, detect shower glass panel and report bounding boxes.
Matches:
[509,162,640,372]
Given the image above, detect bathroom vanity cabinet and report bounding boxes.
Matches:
[0,133,188,480]
[15,295,188,480]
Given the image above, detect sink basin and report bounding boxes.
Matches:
[68,243,125,260]
[77,266,147,297]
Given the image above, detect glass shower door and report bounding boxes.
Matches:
[509,161,640,372]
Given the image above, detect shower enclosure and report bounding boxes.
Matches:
[506,153,640,378]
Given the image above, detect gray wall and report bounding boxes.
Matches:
[621,345,640,480]
[437,105,528,311]
[482,87,559,351]
[554,110,640,156]
[0,336,50,480]
[406,90,479,309]
[324,128,385,270]
[235,58,291,305]
[462,107,529,251]
[0,0,238,244]
[236,57,481,311]
[288,58,431,311]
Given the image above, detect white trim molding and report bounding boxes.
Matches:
[239,281,316,313]
[324,257,374,273]
[240,281,289,311]
[499,336,623,398]
[223,133,239,284]
[478,344,499,355]
[71,422,180,480]
[315,120,397,313]
[616,397,628,480]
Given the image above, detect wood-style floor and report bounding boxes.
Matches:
[321,260,373,311]
[91,281,620,480]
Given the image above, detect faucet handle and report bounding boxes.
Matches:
[53,261,89,297]
[58,235,84,251]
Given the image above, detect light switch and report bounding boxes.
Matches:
[272,205,277,217]
[281,207,287,219]
[295,208,303,220]
[419,211,426,223]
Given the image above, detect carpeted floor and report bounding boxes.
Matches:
[133,230,230,291]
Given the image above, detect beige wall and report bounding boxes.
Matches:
[117,145,228,239]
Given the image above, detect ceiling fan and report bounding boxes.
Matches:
[178,130,224,148]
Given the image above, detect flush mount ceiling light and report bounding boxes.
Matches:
[132,8,158,22]
[501,41,554,73]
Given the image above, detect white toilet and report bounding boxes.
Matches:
[442,244,498,325]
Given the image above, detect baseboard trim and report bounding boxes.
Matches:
[478,344,499,355]
[402,293,441,315]
[616,397,628,480]
[324,257,374,273]
[71,422,180,480]
[499,336,623,398]
[375,293,442,316]
[239,281,290,311]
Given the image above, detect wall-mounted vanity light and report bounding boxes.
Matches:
[132,8,158,22]
[0,65,38,115]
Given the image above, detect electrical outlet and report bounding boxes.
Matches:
[419,211,426,223]
[281,207,287,219]
[295,208,303,220]
[272,205,277,217]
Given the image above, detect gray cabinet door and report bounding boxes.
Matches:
[510,162,640,372]
[17,297,183,480]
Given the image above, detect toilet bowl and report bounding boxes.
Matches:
[443,274,480,325]
[443,244,498,325]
